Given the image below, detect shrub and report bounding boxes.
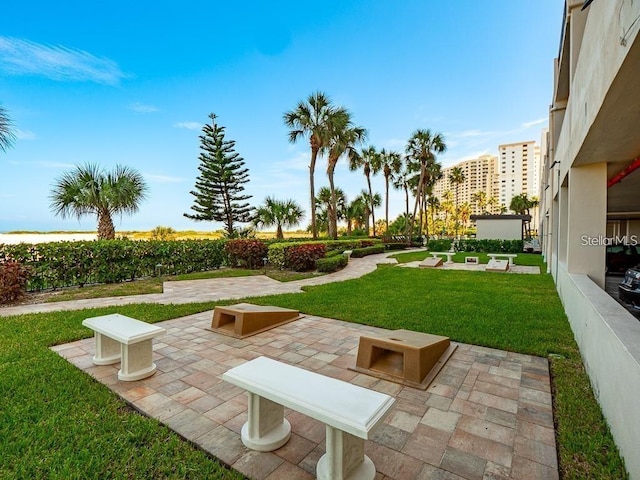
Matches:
[286,244,326,271]
[350,245,386,258]
[150,226,176,240]
[316,254,348,273]
[224,239,268,269]
[384,242,407,251]
[0,261,30,304]
[0,239,226,291]
[456,239,523,254]
[426,239,453,252]
[267,243,288,269]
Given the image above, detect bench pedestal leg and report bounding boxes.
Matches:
[317,426,375,480]
[241,393,291,451]
[118,339,157,381]
[92,332,121,365]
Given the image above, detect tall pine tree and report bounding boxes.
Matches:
[184,113,253,236]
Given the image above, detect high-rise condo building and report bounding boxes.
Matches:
[431,154,499,215]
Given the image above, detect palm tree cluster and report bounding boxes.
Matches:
[284,92,449,240]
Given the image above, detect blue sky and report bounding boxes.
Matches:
[0,1,563,233]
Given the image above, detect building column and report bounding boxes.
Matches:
[566,163,607,288]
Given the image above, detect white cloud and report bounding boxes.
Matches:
[129,102,158,114]
[270,151,309,172]
[0,36,126,85]
[14,129,36,140]
[145,174,185,183]
[37,161,76,169]
[522,117,547,129]
[174,121,202,130]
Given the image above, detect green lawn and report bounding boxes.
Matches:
[0,259,628,479]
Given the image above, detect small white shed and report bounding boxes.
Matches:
[470,214,531,240]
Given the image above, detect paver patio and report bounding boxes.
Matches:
[53,310,558,480]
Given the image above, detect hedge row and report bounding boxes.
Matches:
[0,239,226,291]
[350,245,386,258]
[267,239,381,270]
[426,239,523,254]
[316,254,348,273]
[456,239,523,254]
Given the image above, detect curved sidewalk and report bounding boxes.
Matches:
[0,251,401,317]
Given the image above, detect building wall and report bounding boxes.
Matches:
[540,1,640,477]
[432,154,498,214]
[498,141,540,211]
[475,218,522,240]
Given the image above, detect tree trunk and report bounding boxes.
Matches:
[327,159,339,240]
[385,176,390,234]
[404,186,410,237]
[409,163,426,242]
[309,146,319,240]
[276,224,283,240]
[97,211,115,240]
[366,172,376,236]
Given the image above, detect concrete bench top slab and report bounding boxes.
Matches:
[82,314,166,345]
[223,356,395,440]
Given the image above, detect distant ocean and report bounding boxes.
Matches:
[0,233,97,245]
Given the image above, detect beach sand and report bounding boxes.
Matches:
[0,233,97,245]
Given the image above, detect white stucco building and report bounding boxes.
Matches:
[539,1,640,477]
[498,140,541,213]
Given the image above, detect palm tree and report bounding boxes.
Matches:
[345,197,366,235]
[472,191,488,214]
[458,202,472,234]
[50,163,148,240]
[392,162,412,236]
[0,105,16,153]
[253,197,305,240]
[449,167,465,208]
[441,191,454,236]
[379,149,402,235]
[405,129,446,241]
[283,92,346,240]
[354,189,381,236]
[325,114,366,239]
[349,146,380,236]
[427,196,440,235]
[315,186,347,236]
[449,167,465,237]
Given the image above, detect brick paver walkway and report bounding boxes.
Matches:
[10,249,555,479]
[53,311,558,480]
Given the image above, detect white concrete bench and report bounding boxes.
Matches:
[222,356,396,480]
[487,253,517,265]
[82,314,166,381]
[430,251,455,264]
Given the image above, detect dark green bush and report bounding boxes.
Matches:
[384,243,407,251]
[456,239,523,253]
[316,254,348,273]
[350,245,386,258]
[426,239,453,252]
